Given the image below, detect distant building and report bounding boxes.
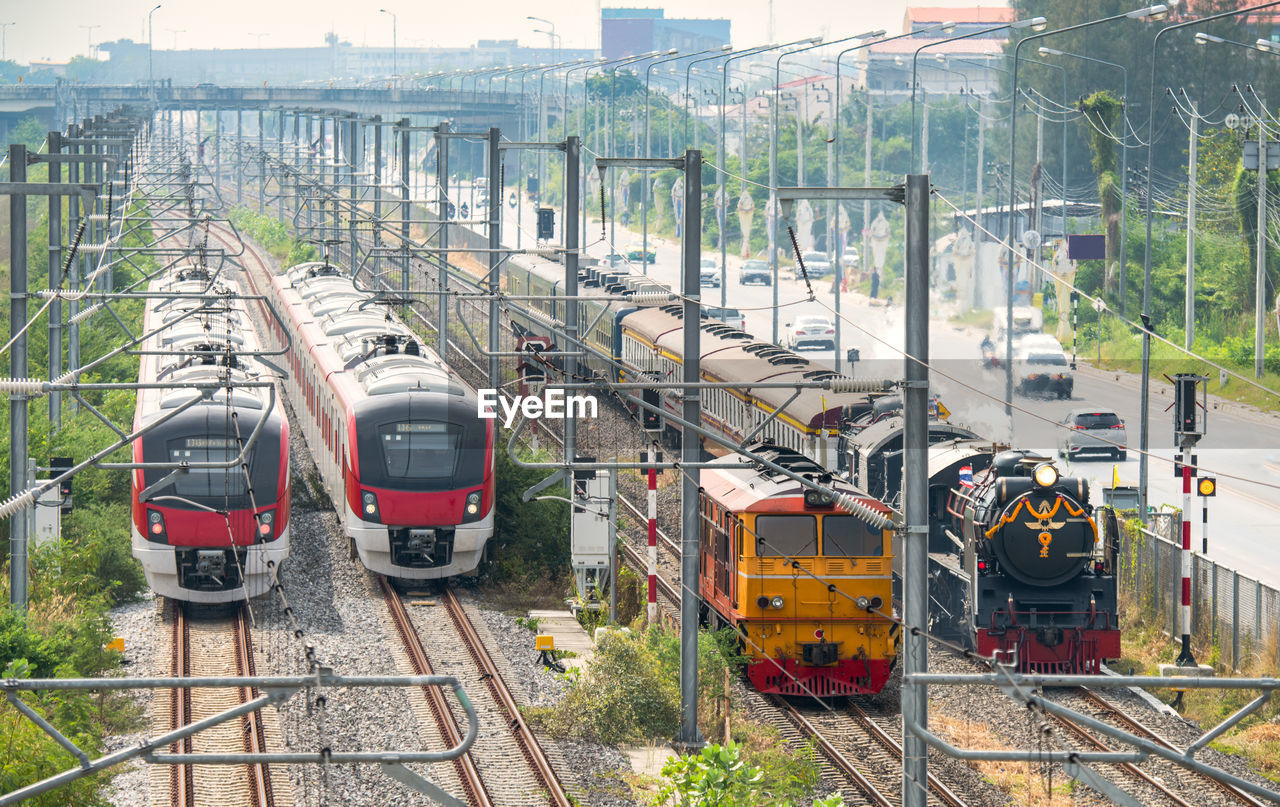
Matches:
[602,8,730,58]
[865,5,1014,96]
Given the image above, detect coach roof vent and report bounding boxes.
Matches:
[803,370,839,381]
[765,353,806,366]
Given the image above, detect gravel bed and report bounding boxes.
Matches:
[102,595,163,807]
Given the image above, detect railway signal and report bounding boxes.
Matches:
[1198,475,1216,554]
[1169,373,1207,669]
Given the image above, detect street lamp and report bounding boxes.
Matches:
[0,22,14,63]
[147,4,162,87]
[379,9,397,78]
[1038,45,1130,321]
[167,28,186,50]
[1004,4,1167,417]
[528,15,558,60]
[911,16,1046,171]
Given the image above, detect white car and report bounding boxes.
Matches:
[785,315,836,351]
[699,257,722,287]
[704,306,746,331]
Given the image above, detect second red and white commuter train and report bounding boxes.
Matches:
[264,261,495,579]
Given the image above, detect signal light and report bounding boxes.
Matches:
[1197,477,1217,497]
[977,560,988,571]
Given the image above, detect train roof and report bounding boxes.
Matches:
[847,415,980,453]
[282,262,466,398]
[701,443,891,517]
[518,252,672,302]
[622,305,875,429]
[142,267,277,413]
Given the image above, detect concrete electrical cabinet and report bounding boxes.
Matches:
[571,471,610,571]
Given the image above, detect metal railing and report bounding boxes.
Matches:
[1118,511,1280,672]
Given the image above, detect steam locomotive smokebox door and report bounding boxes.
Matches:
[536,207,556,240]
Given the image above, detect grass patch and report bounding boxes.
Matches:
[951,308,995,330]
[931,712,1077,805]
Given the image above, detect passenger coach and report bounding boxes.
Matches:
[131,265,291,603]
[267,262,495,579]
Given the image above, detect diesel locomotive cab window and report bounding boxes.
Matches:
[755,515,817,557]
[823,515,883,556]
[378,422,458,479]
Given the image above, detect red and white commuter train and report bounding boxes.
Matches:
[265,261,495,579]
[131,265,291,603]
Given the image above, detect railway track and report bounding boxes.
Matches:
[164,603,284,807]
[379,578,572,807]
[1048,687,1268,807]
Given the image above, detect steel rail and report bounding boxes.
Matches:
[772,698,893,807]
[379,577,492,807]
[847,702,968,807]
[169,604,194,807]
[441,588,572,807]
[234,607,274,807]
[1076,688,1267,807]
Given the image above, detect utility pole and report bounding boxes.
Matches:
[974,97,985,307]
[487,127,502,388]
[1256,116,1268,379]
[902,173,930,807]
[863,93,873,291]
[678,148,703,751]
[436,120,450,357]
[47,132,62,431]
[564,136,580,480]
[9,144,28,611]
[1186,102,1197,350]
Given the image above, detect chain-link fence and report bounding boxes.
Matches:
[1117,510,1280,672]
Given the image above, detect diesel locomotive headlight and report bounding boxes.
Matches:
[361,491,380,520]
[466,491,481,515]
[856,596,870,610]
[1033,463,1059,488]
[770,595,785,610]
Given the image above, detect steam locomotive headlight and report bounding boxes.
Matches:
[770,595,785,610]
[361,491,380,520]
[1033,463,1059,488]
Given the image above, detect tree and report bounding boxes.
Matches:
[1232,155,1280,312]
[1079,90,1124,297]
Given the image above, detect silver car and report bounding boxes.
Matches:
[784,314,836,351]
[1058,408,1127,461]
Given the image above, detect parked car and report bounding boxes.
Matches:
[703,306,746,331]
[740,259,772,285]
[699,257,722,287]
[1059,408,1127,461]
[798,250,833,279]
[627,243,657,264]
[784,314,836,351]
[839,248,860,272]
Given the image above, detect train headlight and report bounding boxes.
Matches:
[804,489,836,508]
[856,596,870,610]
[1033,463,1059,488]
[770,595,785,610]
[466,491,481,515]
[361,491,380,520]
[146,510,168,543]
[257,510,275,539]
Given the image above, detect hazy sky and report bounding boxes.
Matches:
[6,0,1006,64]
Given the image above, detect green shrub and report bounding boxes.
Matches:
[483,435,570,585]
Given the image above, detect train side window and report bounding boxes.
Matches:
[823,515,884,556]
[754,514,817,557]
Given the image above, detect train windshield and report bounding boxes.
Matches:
[168,438,251,498]
[822,515,883,556]
[354,396,487,492]
[754,515,817,557]
[377,421,461,481]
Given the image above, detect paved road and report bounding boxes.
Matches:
[432,178,1280,588]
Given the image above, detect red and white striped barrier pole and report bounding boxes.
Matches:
[646,448,658,625]
[1177,453,1196,665]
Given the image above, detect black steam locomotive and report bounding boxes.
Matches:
[843,418,1120,674]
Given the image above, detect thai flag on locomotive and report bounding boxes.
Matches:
[958,465,974,488]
